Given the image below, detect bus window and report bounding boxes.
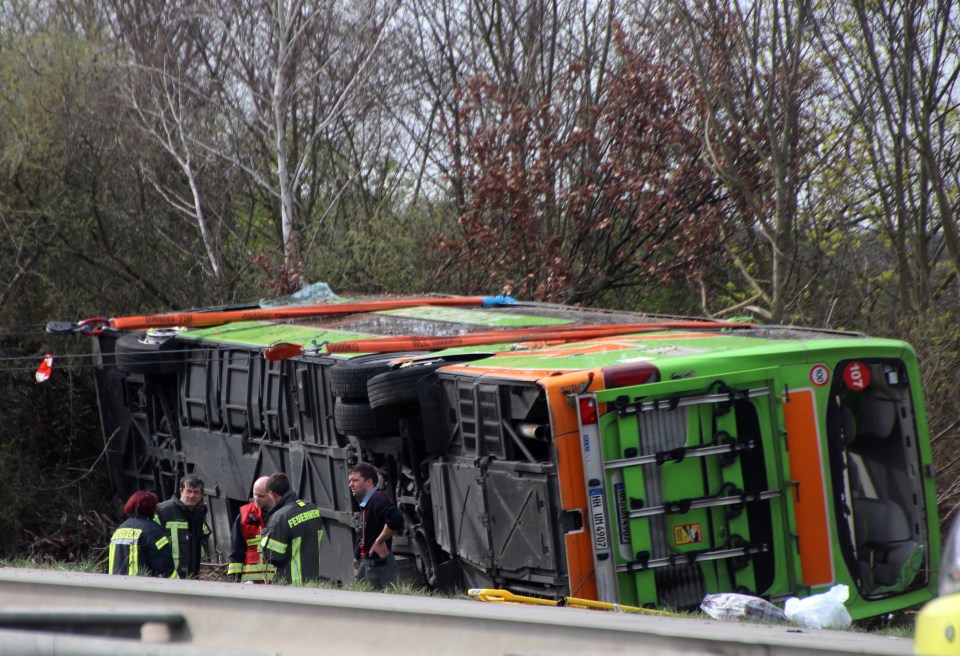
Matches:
[828,359,928,597]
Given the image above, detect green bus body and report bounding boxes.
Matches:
[85,297,937,618]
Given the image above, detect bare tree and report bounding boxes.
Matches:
[110,0,400,292]
[200,0,400,284]
[110,0,234,282]
[408,1,732,304]
[815,0,960,315]
[669,0,820,322]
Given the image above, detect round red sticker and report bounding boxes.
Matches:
[809,364,830,387]
[843,361,871,391]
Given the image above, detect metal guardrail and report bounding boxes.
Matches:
[0,608,185,637]
[0,568,912,656]
[0,628,268,656]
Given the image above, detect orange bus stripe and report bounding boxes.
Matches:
[543,372,602,600]
[783,388,834,586]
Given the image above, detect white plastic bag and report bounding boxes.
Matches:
[783,584,852,629]
[701,593,788,623]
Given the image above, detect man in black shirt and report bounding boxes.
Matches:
[348,462,404,589]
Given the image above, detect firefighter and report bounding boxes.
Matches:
[227,476,275,583]
[155,475,211,579]
[109,491,174,577]
[259,472,323,585]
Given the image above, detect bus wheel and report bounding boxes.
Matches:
[115,330,183,375]
[413,527,443,588]
[328,361,392,399]
[327,353,432,399]
[367,362,445,410]
[333,399,399,436]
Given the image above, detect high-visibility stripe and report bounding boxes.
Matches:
[245,537,260,546]
[227,562,243,575]
[109,527,145,576]
[164,523,184,572]
[128,545,139,576]
[291,537,302,585]
[240,563,275,583]
[265,538,287,555]
[155,536,169,550]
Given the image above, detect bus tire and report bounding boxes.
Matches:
[333,400,398,436]
[115,332,182,375]
[328,359,400,399]
[327,352,432,399]
[367,363,445,410]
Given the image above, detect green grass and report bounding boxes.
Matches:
[1,556,103,573]
[850,611,917,638]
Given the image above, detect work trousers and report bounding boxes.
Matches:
[356,552,397,590]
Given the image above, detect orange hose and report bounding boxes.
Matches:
[108,297,494,330]
[325,321,750,353]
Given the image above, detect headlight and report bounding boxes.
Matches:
[939,517,960,595]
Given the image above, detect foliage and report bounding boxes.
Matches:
[0,352,112,560]
[896,312,960,525]
[0,0,959,562]
[440,27,730,305]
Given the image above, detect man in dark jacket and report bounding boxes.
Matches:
[109,491,175,577]
[155,475,211,579]
[259,472,323,585]
[228,476,275,583]
[348,462,404,589]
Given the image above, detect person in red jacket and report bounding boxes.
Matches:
[228,476,275,583]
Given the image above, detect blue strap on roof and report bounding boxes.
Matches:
[481,295,517,307]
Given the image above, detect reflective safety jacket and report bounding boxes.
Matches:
[227,501,274,583]
[109,514,175,577]
[260,490,324,585]
[155,496,211,579]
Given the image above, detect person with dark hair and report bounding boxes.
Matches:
[348,463,404,589]
[227,476,275,583]
[259,472,324,585]
[155,475,211,579]
[109,491,175,577]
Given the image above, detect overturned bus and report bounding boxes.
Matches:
[69,293,938,617]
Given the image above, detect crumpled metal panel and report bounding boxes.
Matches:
[484,464,559,579]
[430,458,491,569]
